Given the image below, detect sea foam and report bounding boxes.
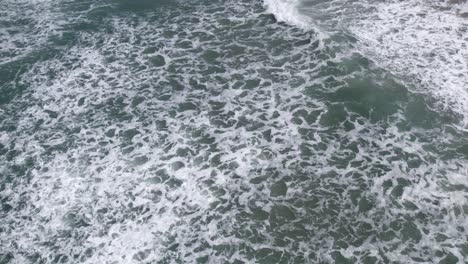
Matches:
[265,0,468,127]
[263,0,310,29]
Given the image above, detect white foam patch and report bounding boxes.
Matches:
[286,0,468,127]
[263,0,310,29]
[346,0,468,126]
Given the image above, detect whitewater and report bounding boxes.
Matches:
[265,0,468,126]
[0,0,467,263]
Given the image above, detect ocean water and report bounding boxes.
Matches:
[0,0,467,263]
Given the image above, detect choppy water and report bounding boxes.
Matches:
[1,0,467,263]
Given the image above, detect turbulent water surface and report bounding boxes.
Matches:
[1,0,468,263]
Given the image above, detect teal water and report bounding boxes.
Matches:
[0,0,467,263]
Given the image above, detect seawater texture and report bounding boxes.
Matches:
[297,0,468,126]
[0,0,467,263]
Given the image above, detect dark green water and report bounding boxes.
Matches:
[0,0,467,263]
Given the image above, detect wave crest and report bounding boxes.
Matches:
[263,0,311,29]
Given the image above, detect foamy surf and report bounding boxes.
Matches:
[346,0,468,126]
[1,0,468,263]
[263,0,310,29]
[267,0,468,127]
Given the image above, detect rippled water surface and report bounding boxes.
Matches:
[1,0,467,263]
